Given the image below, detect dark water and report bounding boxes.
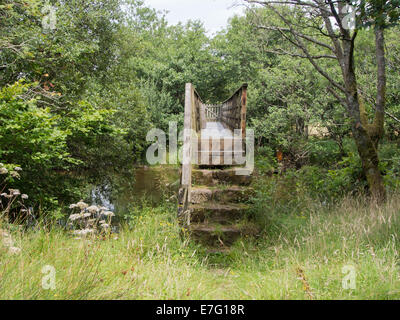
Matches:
[90,166,180,213]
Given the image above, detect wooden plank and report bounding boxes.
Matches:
[200,103,206,129]
[182,83,193,203]
[241,84,248,141]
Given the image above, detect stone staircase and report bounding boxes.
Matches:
[179,83,258,249]
[185,167,258,248]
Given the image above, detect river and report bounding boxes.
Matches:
[90,166,180,214]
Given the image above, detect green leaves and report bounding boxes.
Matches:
[0,82,71,165]
[354,0,400,29]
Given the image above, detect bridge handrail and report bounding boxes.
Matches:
[221,83,248,105]
[178,83,248,221]
[221,83,248,139]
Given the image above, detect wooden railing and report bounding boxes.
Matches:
[204,104,222,121]
[178,83,248,222]
[221,84,248,140]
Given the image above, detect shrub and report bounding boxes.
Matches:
[307,138,342,167]
[0,81,77,210]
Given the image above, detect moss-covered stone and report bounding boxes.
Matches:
[189,222,260,247]
[191,186,254,204]
[192,168,252,186]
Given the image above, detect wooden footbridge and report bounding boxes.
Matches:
[178,83,258,249]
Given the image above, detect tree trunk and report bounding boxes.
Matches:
[351,113,386,202]
[342,29,386,203]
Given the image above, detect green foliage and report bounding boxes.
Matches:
[253,140,369,204]
[354,0,400,28]
[0,80,127,210]
[292,145,366,201]
[139,80,182,133]
[0,81,76,207]
[307,139,342,167]
[1,0,400,210]
[255,146,277,174]
[379,141,400,191]
[0,0,145,208]
[325,153,366,198]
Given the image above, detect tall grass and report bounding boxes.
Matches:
[1,195,399,299]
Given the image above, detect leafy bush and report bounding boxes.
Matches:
[307,138,342,167]
[0,81,76,209]
[0,81,123,212]
[379,141,400,192]
[255,146,277,174]
[291,152,365,201]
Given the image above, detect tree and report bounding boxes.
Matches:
[0,0,135,209]
[213,9,350,166]
[245,0,400,202]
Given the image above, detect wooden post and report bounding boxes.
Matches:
[241,83,248,141]
[181,83,193,204]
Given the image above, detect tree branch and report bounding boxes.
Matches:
[327,86,347,108]
[262,48,336,59]
[256,25,335,52]
[260,2,347,93]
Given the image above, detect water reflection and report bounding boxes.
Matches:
[90,166,180,214]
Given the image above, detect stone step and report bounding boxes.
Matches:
[189,203,249,224]
[191,186,254,204]
[192,168,252,186]
[188,223,259,247]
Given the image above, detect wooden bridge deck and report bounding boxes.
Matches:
[201,122,232,139]
[178,83,258,250]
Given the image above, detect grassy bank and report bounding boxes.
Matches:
[1,193,399,300]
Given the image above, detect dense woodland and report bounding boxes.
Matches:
[2,0,400,213]
[1,0,400,300]
[4,2,400,216]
